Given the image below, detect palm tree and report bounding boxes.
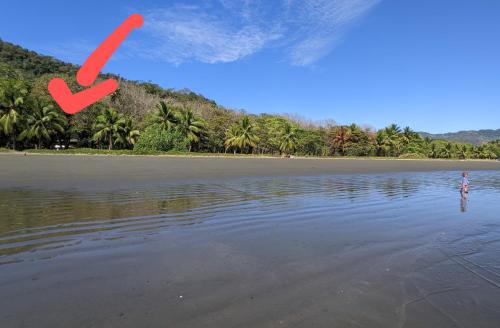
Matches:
[176,108,206,151]
[459,145,468,159]
[429,143,438,158]
[402,126,416,146]
[278,123,298,155]
[386,124,402,135]
[115,116,140,149]
[224,124,241,154]
[482,149,497,160]
[383,124,403,156]
[18,101,65,148]
[440,142,453,159]
[374,131,388,156]
[153,101,178,131]
[331,126,350,156]
[224,116,259,154]
[92,107,123,150]
[0,80,28,149]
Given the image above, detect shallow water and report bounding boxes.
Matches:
[1,171,500,327]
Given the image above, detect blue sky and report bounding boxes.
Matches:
[1,0,500,133]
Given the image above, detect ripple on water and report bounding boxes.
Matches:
[0,171,499,264]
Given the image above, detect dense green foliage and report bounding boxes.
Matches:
[134,125,188,152]
[420,129,500,146]
[0,39,498,159]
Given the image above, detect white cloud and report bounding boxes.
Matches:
[136,0,380,66]
[283,0,380,66]
[138,3,281,65]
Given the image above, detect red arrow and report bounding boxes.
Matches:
[48,14,144,115]
[77,14,144,87]
[48,78,119,115]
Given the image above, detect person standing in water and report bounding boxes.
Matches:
[461,172,469,193]
[459,172,470,212]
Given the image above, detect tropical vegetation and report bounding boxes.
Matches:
[0,39,499,159]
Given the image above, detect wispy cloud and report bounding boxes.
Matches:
[283,0,380,66]
[137,0,380,66]
[140,3,282,65]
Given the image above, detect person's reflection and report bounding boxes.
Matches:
[460,190,469,213]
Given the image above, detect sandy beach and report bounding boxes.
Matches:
[1,153,499,190]
[1,154,500,327]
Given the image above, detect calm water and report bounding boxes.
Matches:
[1,171,500,327]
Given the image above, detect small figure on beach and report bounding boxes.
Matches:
[460,172,469,194]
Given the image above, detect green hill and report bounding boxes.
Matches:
[0,39,218,110]
[419,130,500,146]
[1,38,499,159]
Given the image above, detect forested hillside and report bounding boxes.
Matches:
[1,39,499,159]
[419,130,500,146]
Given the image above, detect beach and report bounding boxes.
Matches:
[1,153,499,190]
[1,154,500,327]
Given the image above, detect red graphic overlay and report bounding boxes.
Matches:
[48,14,144,114]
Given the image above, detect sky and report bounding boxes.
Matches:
[1,0,500,133]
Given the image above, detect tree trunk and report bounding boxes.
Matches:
[12,134,16,150]
[108,131,113,150]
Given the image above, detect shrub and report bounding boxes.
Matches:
[344,142,375,157]
[399,153,427,159]
[134,125,189,152]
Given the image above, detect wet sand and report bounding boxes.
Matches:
[1,155,500,328]
[1,153,499,190]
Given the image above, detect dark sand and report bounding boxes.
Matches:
[1,154,500,327]
[1,153,499,189]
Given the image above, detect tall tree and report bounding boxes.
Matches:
[92,107,123,150]
[115,116,140,149]
[331,126,350,156]
[224,115,259,154]
[0,79,28,149]
[374,130,388,156]
[383,124,403,156]
[224,124,241,154]
[153,101,178,131]
[278,122,298,155]
[176,108,206,151]
[18,100,65,148]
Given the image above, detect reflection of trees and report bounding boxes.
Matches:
[0,186,251,257]
[375,177,419,199]
[1,172,498,257]
[0,186,245,237]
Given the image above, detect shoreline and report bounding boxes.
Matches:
[1,153,499,190]
[1,150,499,161]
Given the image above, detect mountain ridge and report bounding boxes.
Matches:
[419,129,500,146]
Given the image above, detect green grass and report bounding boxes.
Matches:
[25,148,165,156]
[21,148,273,157]
[3,148,496,161]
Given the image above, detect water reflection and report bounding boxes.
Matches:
[0,171,498,260]
[460,190,469,213]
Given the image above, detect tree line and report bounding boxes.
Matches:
[1,58,499,159]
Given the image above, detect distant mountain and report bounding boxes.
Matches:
[419,129,500,146]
